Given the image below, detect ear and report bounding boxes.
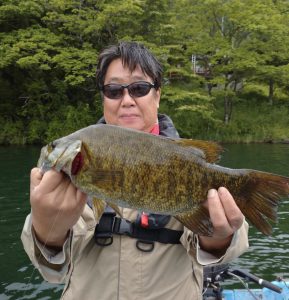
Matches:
[155,88,161,109]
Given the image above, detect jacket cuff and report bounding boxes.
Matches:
[32,227,72,265]
[195,219,249,265]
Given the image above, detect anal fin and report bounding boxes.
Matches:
[175,207,213,236]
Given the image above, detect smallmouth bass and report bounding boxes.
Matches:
[38,124,289,236]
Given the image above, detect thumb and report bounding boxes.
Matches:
[30,168,43,191]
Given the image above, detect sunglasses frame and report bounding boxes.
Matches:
[101,81,156,100]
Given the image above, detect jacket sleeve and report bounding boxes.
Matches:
[21,205,97,284]
[180,218,249,265]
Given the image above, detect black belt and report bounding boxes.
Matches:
[94,210,183,252]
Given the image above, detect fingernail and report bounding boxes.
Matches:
[208,189,216,198]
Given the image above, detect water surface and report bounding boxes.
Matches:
[220,144,289,285]
[0,143,288,298]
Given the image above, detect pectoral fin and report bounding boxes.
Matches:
[91,198,123,220]
[107,202,123,218]
[91,198,106,220]
[175,207,213,236]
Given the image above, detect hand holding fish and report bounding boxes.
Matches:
[30,168,87,248]
[199,187,244,256]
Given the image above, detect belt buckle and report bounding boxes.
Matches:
[94,214,116,246]
[117,219,132,235]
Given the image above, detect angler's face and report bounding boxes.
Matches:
[102,58,161,132]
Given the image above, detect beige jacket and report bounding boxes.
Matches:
[21,205,249,300]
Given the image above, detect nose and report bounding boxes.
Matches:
[121,88,136,106]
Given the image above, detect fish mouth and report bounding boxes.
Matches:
[38,140,82,177]
[71,152,83,175]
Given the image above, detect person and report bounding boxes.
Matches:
[21,41,249,300]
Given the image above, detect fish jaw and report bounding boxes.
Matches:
[38,139,82,177]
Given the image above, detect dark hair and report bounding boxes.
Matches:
[96,41,162,90]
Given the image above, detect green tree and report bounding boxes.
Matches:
[0,0,288,144]
[172,0,289,122]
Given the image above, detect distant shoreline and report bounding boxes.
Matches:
[1,137,289,147]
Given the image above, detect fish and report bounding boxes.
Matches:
[37,124,289,236]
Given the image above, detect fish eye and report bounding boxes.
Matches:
[47,142,57,153]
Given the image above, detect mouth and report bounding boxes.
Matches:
[119,114,139,120]
[39,140,83,176]
[71,152,83,175]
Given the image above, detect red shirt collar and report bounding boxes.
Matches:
[149,123,160,135]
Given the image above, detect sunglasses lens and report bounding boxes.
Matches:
[129,83,151,97]
[103,85,123,99]
[102,82,155,99]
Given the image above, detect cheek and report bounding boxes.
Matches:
[141,103,159,124]
[148,95,160,113]
[142,91,160,112]
[103,100,119,120]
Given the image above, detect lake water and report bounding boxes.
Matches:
[0,143,288,299]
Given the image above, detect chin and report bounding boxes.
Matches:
[121,123,144,131]
[115,118,142,131]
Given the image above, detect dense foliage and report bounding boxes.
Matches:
[0,0,289,144]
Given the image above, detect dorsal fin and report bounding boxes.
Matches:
[174,138,223,163]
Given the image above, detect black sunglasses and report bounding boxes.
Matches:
[101,81,156,100]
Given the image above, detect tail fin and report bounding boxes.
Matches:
[236,171,289,235]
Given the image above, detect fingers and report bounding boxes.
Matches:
[30,167,88,246]
[207,188,231,237]
[206,187,243,238]
[30,168,43,190]
[35,169,68,195]
[76,188,88,205]
[218,187,243,230]
[75,189,88,214]
[207,188,223,222]
[61,180,87,210]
